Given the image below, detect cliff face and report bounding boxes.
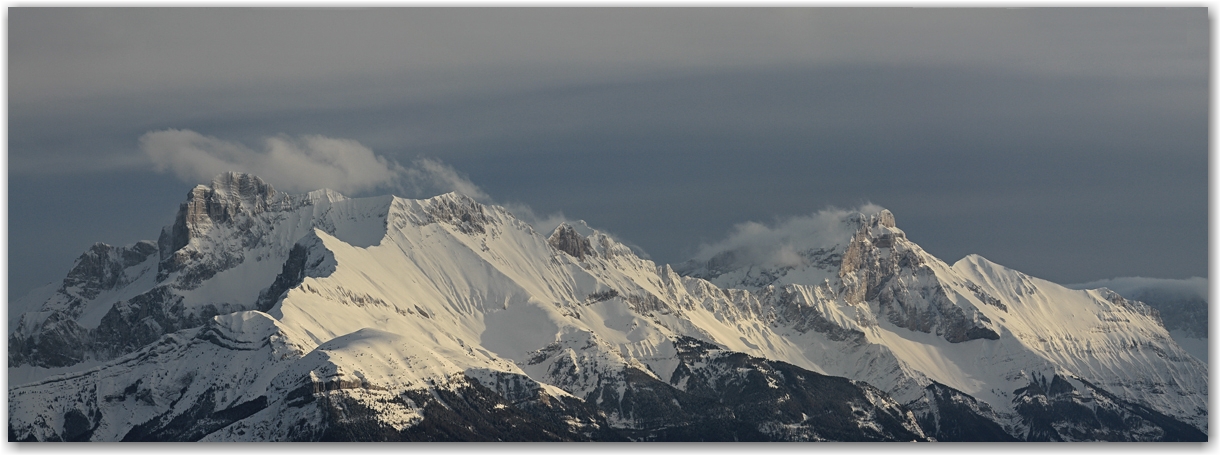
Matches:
[157,172,287,287]
[838,211,999,343]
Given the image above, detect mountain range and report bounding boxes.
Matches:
[8,172,1207,441]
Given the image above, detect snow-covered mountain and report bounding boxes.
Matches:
[677,208,1208,440]
[8,173,1207,441]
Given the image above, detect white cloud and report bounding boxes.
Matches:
[140,129,406,195]
[140,129,499,204]
[692,203,886,267]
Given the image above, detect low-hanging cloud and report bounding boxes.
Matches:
[140,129,495,203]
[1067,276,1208,302]
[692,203,886,268]
[141,129,406,194]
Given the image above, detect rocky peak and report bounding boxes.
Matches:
[62,241,158,300]
[840,211,998,344]
[421,192,494,235]
[158,173,282,263]
[549,223,595,260]
[874,209,896,229]
[854,209,908,250]
[155,173,293,287]
[546,221,639,262]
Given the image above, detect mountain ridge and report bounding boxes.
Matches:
[9,173,1207,441]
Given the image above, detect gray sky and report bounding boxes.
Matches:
[8,8,1209,300]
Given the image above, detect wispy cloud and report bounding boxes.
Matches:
[402,157,491,203]
[140,129,406,195]
[692,204,885,267]
[499,202,570,234]
[139,129,501,204]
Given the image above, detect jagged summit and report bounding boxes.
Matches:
[208,171,278,203]
[552,220,596,237]
[158,173,284,267]
[181,172,283,228]
[546,220,638,263]
[548,223,595,260]
[676,206,897,291]
[411,191,495,233]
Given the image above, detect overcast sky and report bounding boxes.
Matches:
[8,8,1209,300]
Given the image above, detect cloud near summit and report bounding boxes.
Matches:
[692,204,886,267]
[138,128,635,257]
[140,129,488,201]
[140,129,404,194]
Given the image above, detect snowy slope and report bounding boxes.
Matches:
[679,208,1207,438]
[1066,277,1208,364]
[10,174,929,441]
[9,173,1206,441]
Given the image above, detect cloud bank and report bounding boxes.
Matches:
[692,203,885,267]
[1067,276,1208,303]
